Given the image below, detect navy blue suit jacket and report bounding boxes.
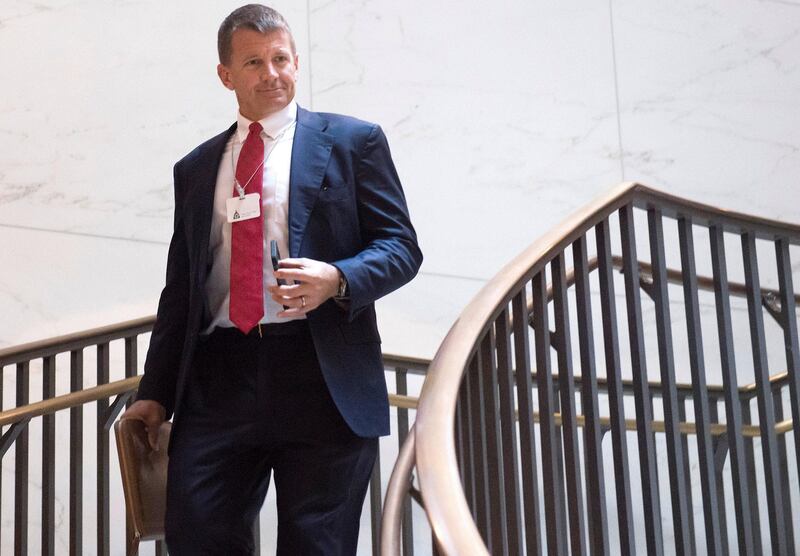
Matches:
[137,107,422,438]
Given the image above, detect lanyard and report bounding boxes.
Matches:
[232,124,292,199]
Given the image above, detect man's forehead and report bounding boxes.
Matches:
[231,29,293,53]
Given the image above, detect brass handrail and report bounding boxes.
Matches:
[524,410,791,438]
[405,182,800,555]
[0,305,431,556]
[609,256,800,305]
[0,376,142,427]
[0,312,428,375]
[528,254,797,399]
[534,255,800,329]
[0,367,422,426]
[540,367,789,400]
[381,426,417,555]
[3,370,786,438]
[0,315,156,367]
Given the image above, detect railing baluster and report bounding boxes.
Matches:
[124,336,137,385]
[647,208,693,554]
[775,239,800,514]
[741,232,788,555]
[70,349,84,556]
[494,308,522,555]
[462,358,477,518]
[678,216,723,554]
[468,353,491,541]
[15,361,30,556]
[573,235,610,555]
[97,342,110,556]
[42,355,56,556]
[511,288,543,556]
[370,446,382,556]
[124,332,137,556]
[480,329,507,554]
[532,270,567,555]
[710,225,756,554]
[772,388,795,552]
[708,402,729,554]
[551,378,570,555]
[395,368,414,556]
[552,253,588,555]
[676,394,697,550]
[455,389,464,481]
[124,330,137,556]
[619,204,663,555]
[595,218,636,555]
[740,400,764,552]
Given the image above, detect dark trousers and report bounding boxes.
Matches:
[165,324,378,555]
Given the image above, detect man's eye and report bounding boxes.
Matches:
[247,59,261,66]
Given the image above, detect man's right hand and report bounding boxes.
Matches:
[121,400,167,451]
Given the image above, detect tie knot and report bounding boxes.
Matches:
[249,122,263,135]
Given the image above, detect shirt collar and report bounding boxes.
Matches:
[235,100,297,143]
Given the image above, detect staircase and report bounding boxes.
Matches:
[383,182,799,555]
[1,182,797,554]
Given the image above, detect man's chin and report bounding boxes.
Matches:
[256,89,287,99]
[241,101,291,120]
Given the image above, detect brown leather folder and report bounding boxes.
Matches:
[114,418,171,554]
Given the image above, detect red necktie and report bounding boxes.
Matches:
[229,122,265,333]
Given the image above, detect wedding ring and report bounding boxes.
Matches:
[301,295,306,308]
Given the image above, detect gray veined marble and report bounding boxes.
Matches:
[1,0,799,554]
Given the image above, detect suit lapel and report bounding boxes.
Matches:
[185,108,332,278]
[288,107,333,257]
[186,123,236,287]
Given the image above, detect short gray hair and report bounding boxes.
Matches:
[218,4,296,65]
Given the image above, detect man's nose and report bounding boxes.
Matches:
[261,63,279,80]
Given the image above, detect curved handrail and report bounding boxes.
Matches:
[0,373,420,427]
[0,376,142,427]
[381,426,418,555]
[0,316,156,366]
[0,314,432,555]
[409,182,800,554]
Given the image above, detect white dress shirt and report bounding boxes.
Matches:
[203,100,303,333]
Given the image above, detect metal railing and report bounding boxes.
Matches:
[383,182,800,555]
[0,319,429,555]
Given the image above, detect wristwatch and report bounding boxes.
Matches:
[336,271,349,299]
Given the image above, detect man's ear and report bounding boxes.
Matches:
[217,64,235,90]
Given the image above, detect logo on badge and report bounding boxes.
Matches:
[233,211,240,220]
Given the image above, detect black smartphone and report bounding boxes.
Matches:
[270,240,286,286]
[270,240,289,310]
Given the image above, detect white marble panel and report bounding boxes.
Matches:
[613,0,800,221]
[378,273,486,359]
[309,0,622,281]
[0,0,311,244]
[0,227,166,346]
[2,0,800,553]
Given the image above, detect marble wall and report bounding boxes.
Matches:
[1,0,799,554]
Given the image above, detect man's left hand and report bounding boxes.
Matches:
[268,258,341,317]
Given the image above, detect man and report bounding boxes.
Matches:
[121,4,422,554]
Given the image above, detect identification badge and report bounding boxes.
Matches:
[226,193,261,223]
